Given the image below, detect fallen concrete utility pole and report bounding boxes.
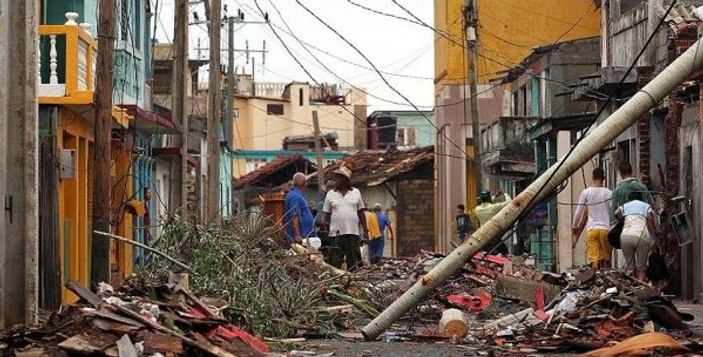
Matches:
[361,39,703,340]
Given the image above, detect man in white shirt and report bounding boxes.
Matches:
[322,166,369,271]
[572,167,613,269]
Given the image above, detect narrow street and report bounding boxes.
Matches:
[3,0,703,356]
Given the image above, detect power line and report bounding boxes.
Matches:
[239,3,435,81]
[264,0,430,109]
[512,0,678,228]
[291,0,473,161]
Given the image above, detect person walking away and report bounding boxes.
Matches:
[475,190,512,254]
[322,167,369,271]
[611,162,653,215]
[370,203,394,264]
[614,191,657,282]
[455,204,471,243]
[284,172,316,246]
[572,167,613,269]
[362,207,381,265]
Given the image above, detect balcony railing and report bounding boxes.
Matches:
[38,13,97,105]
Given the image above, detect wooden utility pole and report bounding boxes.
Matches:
[225,16,236,150]
[465,0,483,189]
[91,0,117,286]
[312,111,325,199]
[0,0,39,325]
[173,0,188,214]
[206,0,222,221]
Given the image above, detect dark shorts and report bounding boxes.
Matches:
[328,234,362,271]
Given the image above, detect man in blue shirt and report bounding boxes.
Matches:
[370,203,394,264]
[285,172,315,245]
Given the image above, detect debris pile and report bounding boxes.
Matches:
[140,213,369,338]
[474,269,697,355]
[0,282,271,357]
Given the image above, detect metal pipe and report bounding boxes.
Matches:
[362,38,703,340]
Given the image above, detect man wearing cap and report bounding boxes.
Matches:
[369,203,394,264]
[322,166,369,271]
[474,189,512,254]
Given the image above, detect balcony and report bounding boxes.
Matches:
[481,116,536,179]
[38,13,97,105]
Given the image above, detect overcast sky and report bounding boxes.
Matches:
[154,0,435,112]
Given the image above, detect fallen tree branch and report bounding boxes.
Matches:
[93,230,192,272]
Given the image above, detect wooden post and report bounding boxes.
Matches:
[173,0,188,213]
[312,111,325,199]
[206,0,222,222]
[90,0,117,287]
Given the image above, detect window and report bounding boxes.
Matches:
[266,104,284,115]
[396,127,417,147]
[299,88,304,106]
[245,159,268,173]
[324,159,336,167]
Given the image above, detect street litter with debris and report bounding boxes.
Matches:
[1,214,702,356]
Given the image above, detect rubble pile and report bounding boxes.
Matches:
[0,282,271,357]
[139,214,366,338]
[473,269,698,355]
[350,251,563,328]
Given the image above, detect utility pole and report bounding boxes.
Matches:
[312,111,325,199]
[90,0,117,287]
[206,0,222,222]
[465,0,483,189]
[225,16,236,151]
[173,0,189,215]
[0,0,39,326]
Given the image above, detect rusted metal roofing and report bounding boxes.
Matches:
[310,146,434,187]
[233,154,316,189]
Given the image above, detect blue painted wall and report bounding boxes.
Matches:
[221,148,233,216]
[131,134,155,267]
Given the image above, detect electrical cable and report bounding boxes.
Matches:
[251,0,444,156]
[290,0,473,162]
[501,0,679,246]
[264,0,429,109]
[239,3,435,81]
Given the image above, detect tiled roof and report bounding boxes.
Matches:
[309,146,434,187]
[233,154,316,189]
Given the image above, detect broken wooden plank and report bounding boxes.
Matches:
[83,308,145,328]
[92,318,141,335]
[138,331,184,355]
[111,304,238,357]
[14,349,47,357]
[65,281,101,308]
[58,333,113,354]
[116,334,139,357]
[174,286,219,318]
[192,332,242,357]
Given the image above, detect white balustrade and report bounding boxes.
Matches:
[38,41,41,84]
[49,35,58,85]
[64,12,79,26]
[38,12,97,100]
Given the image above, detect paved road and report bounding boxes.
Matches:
[290,302,703,357]
[298,340,489,357]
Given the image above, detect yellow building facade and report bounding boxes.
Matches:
[231,81,367,178]
[433,0,600,252]
[39,22,135,302]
